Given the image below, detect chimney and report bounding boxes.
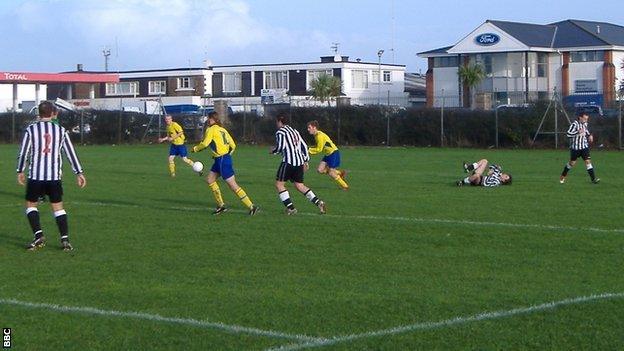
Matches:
[77,64,83,71]
[596,25,601,34]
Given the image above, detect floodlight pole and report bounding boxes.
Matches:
[377,50,384,105]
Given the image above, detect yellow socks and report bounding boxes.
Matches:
[208,182,224,206]
[184,158,194,166]
[333,175,349,189]
[235,187,253,209]
[168,161,176,177]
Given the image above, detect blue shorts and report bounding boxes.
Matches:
[210,154,235,180]
[169,144,188,157]
[322,151,341,169]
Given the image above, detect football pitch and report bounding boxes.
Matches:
[1,144,623,350]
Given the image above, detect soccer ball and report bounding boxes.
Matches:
[192,161,204,173]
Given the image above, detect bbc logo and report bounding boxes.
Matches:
[2,328,10,349]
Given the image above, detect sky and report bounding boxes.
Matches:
[1,0,622,73]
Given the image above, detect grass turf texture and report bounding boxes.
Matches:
[1,144,623,350]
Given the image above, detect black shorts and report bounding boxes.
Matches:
[570,148,591,161]
[276,162,304,183]
[26,180,63,203]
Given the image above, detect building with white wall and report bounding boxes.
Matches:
[418,19,624,109]
[57,56,407,112]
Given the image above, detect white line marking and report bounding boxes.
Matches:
[268,292,624,351]
[0,298,324,343]
[72,200,624,235]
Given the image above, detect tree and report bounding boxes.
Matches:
[310,74,342,106]
[458,64,486,109]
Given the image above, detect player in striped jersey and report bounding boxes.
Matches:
[191,112,259,215]
[271,113,326,215]
[158,115,195,177]
[457,159,512,187]
[306,120,349,190]
[16,101,86,251]
[559,112,599,184]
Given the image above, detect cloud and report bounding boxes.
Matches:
[5,0,333,71]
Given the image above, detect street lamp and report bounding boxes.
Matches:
[377,49,384,105]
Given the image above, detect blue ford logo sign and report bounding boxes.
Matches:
[475,33,500,46]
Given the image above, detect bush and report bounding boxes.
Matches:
[1,105,621,149]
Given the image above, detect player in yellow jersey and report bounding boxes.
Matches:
[192,112,259,216]
[158,115,195,177]
[306,120,349,190]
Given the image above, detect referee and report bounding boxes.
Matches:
[559,111,599,184]
[16,101,86,251]
[271,113,326,215]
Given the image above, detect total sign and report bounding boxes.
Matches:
[475,33,500,46]
[3,72,28,81]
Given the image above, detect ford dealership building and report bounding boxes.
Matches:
[418,19,624,108]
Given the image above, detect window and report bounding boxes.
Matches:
[383,70,391,82]
[105,82,138,96]
[177,77,191,89]
[433,56,459,68]
[570,51,604,62]
[264,71,288,89]
[372,70,392,83]
[527,52,548,78]
[307,69,333,89]
[351,70,369,89]
[148,80,166,95]
[223,72,242,92]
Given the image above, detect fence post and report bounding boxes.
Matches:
[495,104,499,148]
[118,98,122,144]
[386,91,390,146]
[440,89,445,147]
[80,110,84,145]
[619,96,622,150]
[243,96,247,141]
[11,110,16,143]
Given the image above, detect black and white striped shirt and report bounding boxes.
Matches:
[16,120,83,181]
[482,165,502,187]
[272,125,309,166]
[567,120,590,150]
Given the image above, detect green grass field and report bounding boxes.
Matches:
[1,144,623,350]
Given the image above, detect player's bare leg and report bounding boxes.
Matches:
[458,159,487,186]
[317,161,328,174]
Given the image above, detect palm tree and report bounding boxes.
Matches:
[458,64,486,109]
[310,74,342,106]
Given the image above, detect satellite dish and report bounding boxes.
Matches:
[334,55,342,62]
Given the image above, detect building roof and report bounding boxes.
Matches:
[419,19,624,56]
[553,20,624,47]
[487,20,557,47]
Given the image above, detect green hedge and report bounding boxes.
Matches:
[1,105,621,148]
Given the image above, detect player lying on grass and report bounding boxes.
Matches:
[457,159,512,187]
[158,115,195,177]
[192,112,259,216]
[306,120,349,190]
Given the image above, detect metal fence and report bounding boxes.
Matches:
[0,93,621,149]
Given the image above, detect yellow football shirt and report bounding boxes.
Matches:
[309,130,338,156]
[193,124,236,157]
[166,122,185,145]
